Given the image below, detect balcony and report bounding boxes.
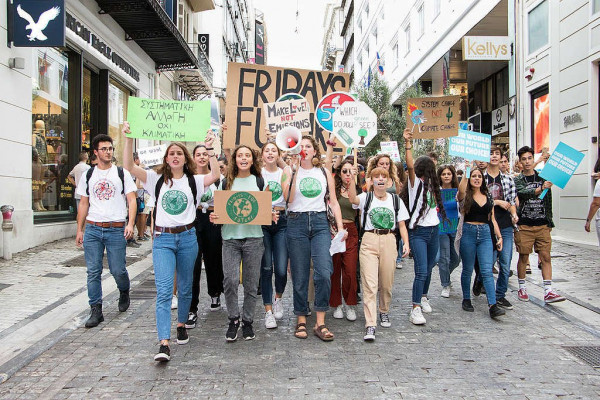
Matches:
[174,44,213,99]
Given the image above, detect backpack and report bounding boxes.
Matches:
[359,192,401,237]
[85,165,125,196]
[220,175,265,191]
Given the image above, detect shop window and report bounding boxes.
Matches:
[108,79,131,166]
[531,85,550,154]
[528,0,549,54]
[31,48,73,214]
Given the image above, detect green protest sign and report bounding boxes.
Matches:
[126,97,211,142]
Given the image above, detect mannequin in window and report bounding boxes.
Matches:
[32,119,48,164]
[32,148,47,211]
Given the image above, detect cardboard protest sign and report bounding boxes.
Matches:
[407,95,460,139]
[380,141,401,162]
[127,97,211,142]
[539,142,584,189]
[213,190,273,225]
[449,129,491,162]
[263,98,311,134]
[224,62,350,152]
[137,144,167,167]
[331,101,377,148]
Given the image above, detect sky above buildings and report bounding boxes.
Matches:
[254,0,327,70]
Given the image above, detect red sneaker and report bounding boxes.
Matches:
[518,288,529,302]
[544,290,566,304]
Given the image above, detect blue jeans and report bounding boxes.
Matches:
[396,237,404,263]
[494,226,514,300]
[153,228,198,341]
[261,214,288,305]
[286,211,332,315]
[83,224,130,305]
[438,232,460,287]
[459,223,496,305]
[408,226,439,304]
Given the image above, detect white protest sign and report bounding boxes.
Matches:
[263,98,311,134]
[332,101,377,148]
[137,144,167,167]
[380,141,401,162]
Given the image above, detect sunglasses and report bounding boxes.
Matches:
[341,169,351,174]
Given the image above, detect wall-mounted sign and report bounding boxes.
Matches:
[198,34,209,57]
[255,22,265,65]
[492,105,508,136]
[8,0,65,47]
[563,113,582,129]
[462,36,512,61]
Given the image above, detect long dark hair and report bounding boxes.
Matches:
[437,164,459,189]
[462,168,491,217]
[156,142,196,186]
[334,160,361,197]
[401,156,446,224]
[226,145,262,189]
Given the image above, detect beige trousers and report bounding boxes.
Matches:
[359,232,398,327]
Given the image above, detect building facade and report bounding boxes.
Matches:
[321,1,344,72]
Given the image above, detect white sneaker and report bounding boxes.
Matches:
[379,312,391,328]
[440,286,451,298]
[171,295,178,310]
[333,305,344,319]
[363,326,376,341]
[264,310,277,329]
[273,297,284,320]
[345,306,357,321]
[409,306,426,325]
[421,297,432,313]
[396,260,403,269]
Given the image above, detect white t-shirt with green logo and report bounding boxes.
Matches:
[199,174,224,212]
[407,178,440,229]
[143,170,205,228]
[262,167,285,208]
[221,175,264,240]
[288,167,327,213]
[354,192,409,231]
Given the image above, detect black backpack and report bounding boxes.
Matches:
[220,175,265,191]
[85,165,125,196]
[359,192,402,237]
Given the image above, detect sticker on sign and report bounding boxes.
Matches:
[332,101,377,148]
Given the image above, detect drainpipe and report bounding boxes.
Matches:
[1,205,14,260]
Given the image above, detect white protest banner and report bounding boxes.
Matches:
[137,144,167,167]
[448,129,491,162]
[263,97,311,134]
[380,141,401,162]
[331,101,377,148]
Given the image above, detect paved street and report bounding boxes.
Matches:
[0,238,599,399]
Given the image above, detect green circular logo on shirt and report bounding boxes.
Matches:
[427,191,436,208]
[369,207,394,229]
[200,187,213,203]
[299,177,322,198]
[162,190,188,215]
[269,181,283,201]
[226,192,259,224]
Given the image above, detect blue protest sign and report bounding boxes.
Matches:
[539,142,584,189]
[448,129,491,162]
[10,0,65,47]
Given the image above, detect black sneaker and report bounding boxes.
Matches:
[126,239,141,248]
[85,304,104,328]
[462,299,474,312]
[363,326,376,341]
[154,344,170,362]
[497,297,513,310]
[242,321,255,341]
[210,296,221,311]
[176,326,189,344]
[226,319,240,342]
[489,304,506,319]
[185,312,198,329]
[472,280,482,297]
[118,290,130,312]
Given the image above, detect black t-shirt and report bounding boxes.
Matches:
[518,174,547,226]
[486,174,512,229]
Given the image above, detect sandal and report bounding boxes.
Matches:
[294,322,308,339]
[313,325,334,342]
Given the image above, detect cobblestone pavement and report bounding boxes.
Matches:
[0,238,599,399]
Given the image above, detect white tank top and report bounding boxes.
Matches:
[288,166,327,213]
[262,167,285,208]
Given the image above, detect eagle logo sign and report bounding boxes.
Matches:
[16,4,61,42]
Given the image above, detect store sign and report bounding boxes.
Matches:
[8,0,65,47]
[65,13,140,82]
[255,22,265,65]
[198,34,209,57]
[462,36,512,61]
[492,105,508,136]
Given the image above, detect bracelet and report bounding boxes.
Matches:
[326,140,336,147]
[206,147,214,151]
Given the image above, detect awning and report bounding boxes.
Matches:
[96,0,198,71]
[175,69,212,99]
[189,0,215,12]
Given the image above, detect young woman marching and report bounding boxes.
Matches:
[260,142,291,329]
[330,159,360,321]
[402,129,446,325]
[456,166,505,319]
[210,145,277,342]
[437,165,461,298]
[184,143,224,330]
[348,167,409,340]
[283,136,346,341]
[122,123,219,362]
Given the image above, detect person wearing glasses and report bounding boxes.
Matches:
[75,134,138,329]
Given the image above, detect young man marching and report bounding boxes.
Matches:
[513,146,565,304]
[76,134,138,327]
